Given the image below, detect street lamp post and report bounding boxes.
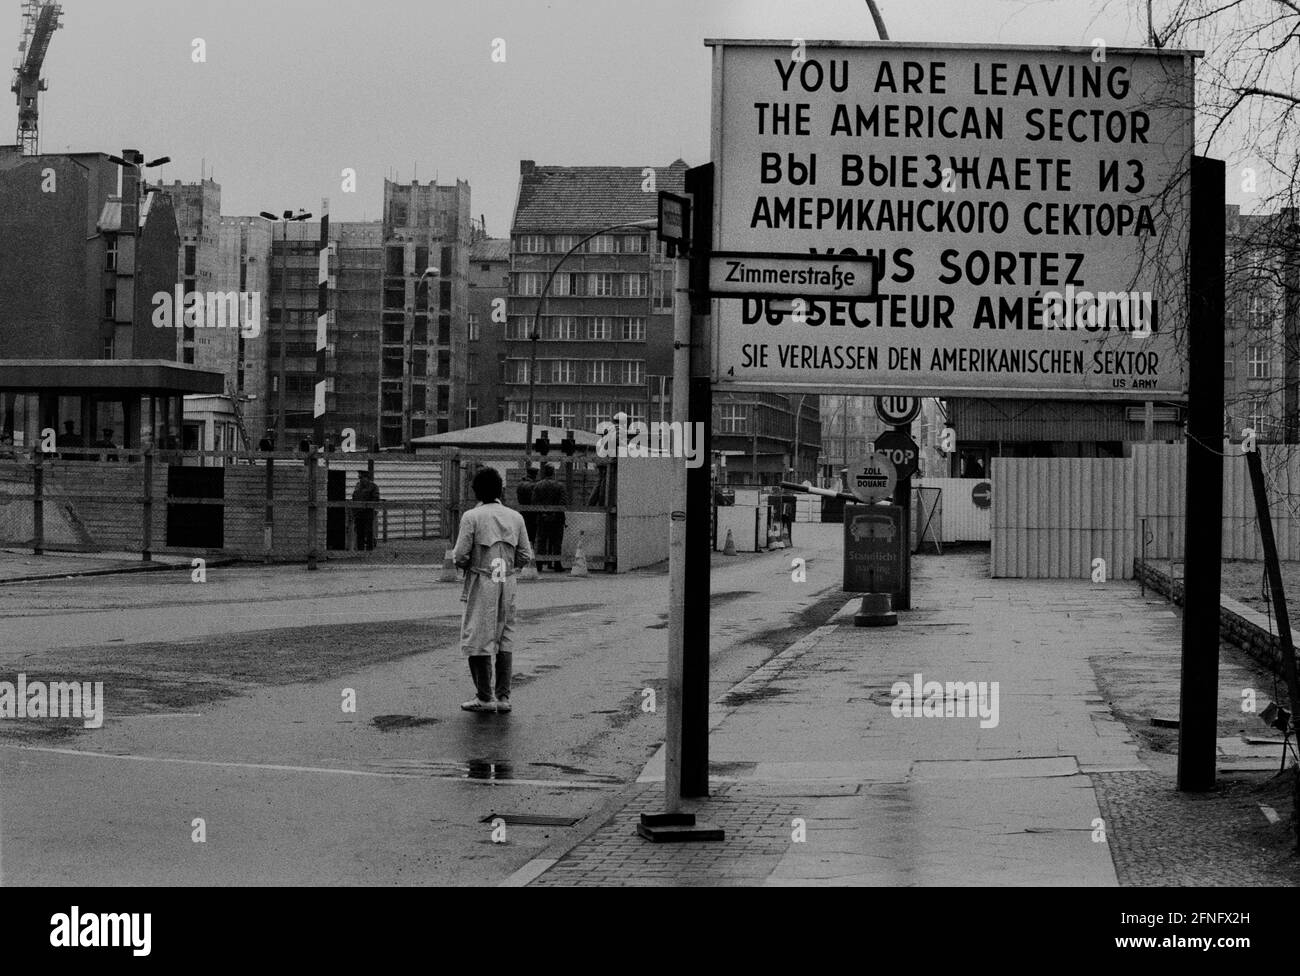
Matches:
[259,209,313,450]
[523,218,657,458]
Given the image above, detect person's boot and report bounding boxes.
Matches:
[461,656,495,711]
[494,651,513,712]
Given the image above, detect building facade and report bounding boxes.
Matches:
[715,393,822,486]
[505,160,684,436]
[467,235,509,428]
[380,179,472,445]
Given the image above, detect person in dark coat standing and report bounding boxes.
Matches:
[353,471,381,551]
[516,465,539,558]
[531,463,568,571]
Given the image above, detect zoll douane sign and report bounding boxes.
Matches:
[705,40,1195,399]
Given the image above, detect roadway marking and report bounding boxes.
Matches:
[0,744,615,790]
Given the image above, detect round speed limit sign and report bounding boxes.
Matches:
[875,396,921,427]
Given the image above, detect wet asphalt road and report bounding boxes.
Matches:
[0,526,843,885]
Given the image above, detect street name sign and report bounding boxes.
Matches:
[706,39,1195,399]
[707,251,876,300]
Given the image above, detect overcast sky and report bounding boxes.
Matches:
[27,0,1252,234]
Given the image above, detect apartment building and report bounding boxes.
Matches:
[504,160,684,433]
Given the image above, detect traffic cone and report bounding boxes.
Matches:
[570,532,589,577]
[520,560,539,581]
[722,529,737,556]
[439,550,459,583]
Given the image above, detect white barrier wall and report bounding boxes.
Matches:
[615,454,673,571]
[914,477,993,543]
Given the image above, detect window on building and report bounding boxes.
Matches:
[1224,359,1235,379]
[587,361,613,384]
[620,235,648,253]
[624,274,647,298]
[466,397,479,427]
[569,272,587,297]
[415,246,429,275]
[468,314,480,341]
[382,349,404,379]
[184,245,197,276]
[590,316,610,340]
[552,273,570,296]
[550,402,576,427]
[437,350,449,379]
[592,273,617,297]
[438,314,451,345]
[105,236,118,272]
[517,235,548,253]
[516,272,546,296]
[621,317,646,341]
[588,235,616,254]
[382,389,403,412]
[553,235,578,254]
[102,336,115,358]
[413,315,428,344]
[652,268,672,311]
[620,361,644,385]
[104,289,116,319]
[383,320,404,344]
[551,360,576,384]
[1248,344,1271,379]
[509,359,530,383]
[549,316,578,340]
[183,347,195,365]
[386,247,405,276]
[1250,401,1271,440]
[383,285,405,309]
[586,403,612,429]
[614,401,645,424]
[719,404,748,433]
[1248,294,1274,332]
[506,317,530,340]
[468,352,479,381]
[440,247,453,275]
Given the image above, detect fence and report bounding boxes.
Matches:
[988,442,1300,579]
[0,447,444,562]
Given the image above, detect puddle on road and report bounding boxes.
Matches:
[467,759,514,780]
[358,756,622,786]
[371,714,441,732]
[719,686,788,707]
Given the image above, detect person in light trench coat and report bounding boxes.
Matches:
[451,467,533,713]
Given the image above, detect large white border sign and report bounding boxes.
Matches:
[707,40,1195,399]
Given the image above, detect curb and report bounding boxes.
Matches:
[500,600,856,886]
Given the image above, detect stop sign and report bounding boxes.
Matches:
[872,429,919,479]
[971,481,992,509]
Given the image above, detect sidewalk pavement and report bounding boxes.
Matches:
[0,549,195,584]
[516,552,1295,887]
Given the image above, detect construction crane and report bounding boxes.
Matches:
[11,0,61,155]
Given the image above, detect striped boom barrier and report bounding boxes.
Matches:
[314,198,331,448]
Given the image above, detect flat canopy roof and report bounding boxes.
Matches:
[412,420,600,451]
[0,360,225,395]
